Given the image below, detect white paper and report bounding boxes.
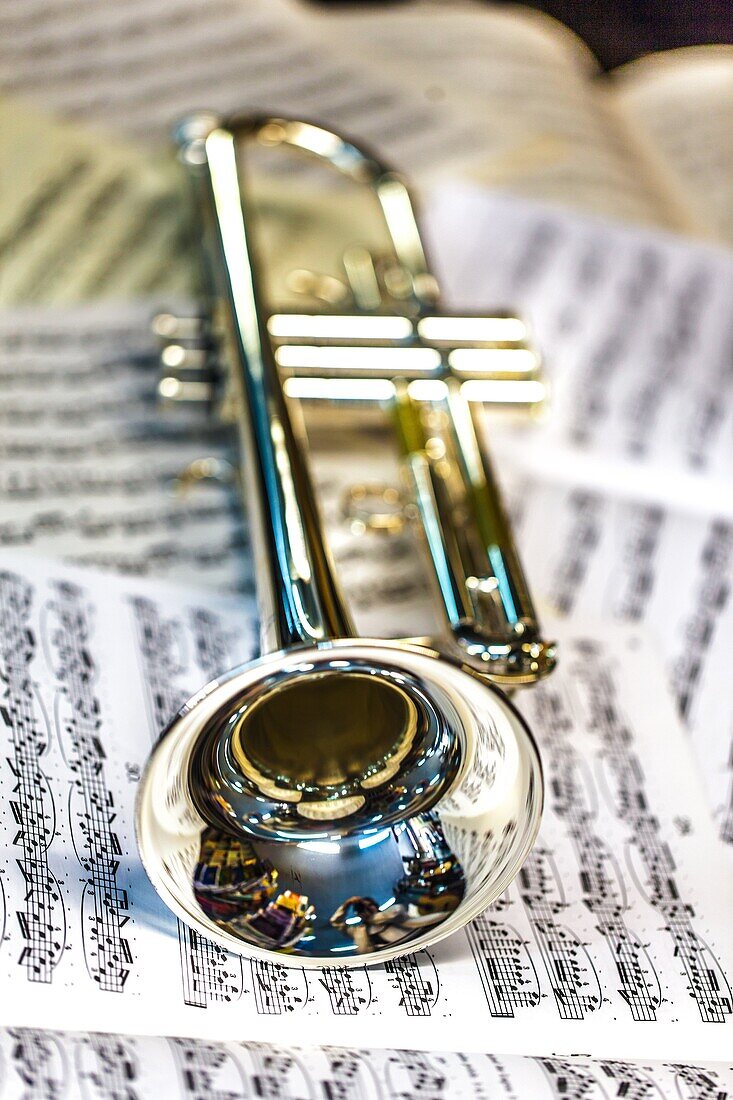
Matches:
[0,551,730,1061]
[0,1027,731,1099]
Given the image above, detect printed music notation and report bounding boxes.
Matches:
[7,1028,67,1097]
[384,952,440,1017]
[467,917,542,1017]
[498,473,733,860]
[429,189,733,867]
[572,642,733,1026]
[0,573,65,984]
[609,504,664,621]
[531,685,662,1022]
[318,967,374,1016]
[169,1038,249,1098]
[176,925,243,1011]
[544,491,603,617]
[671,1063,733,1100]
[517,848,603,1020]
[75,1033,141,1099]
[385,1049,451,1097]
[541,1057,669,1099]
[46,581,133,994]
[250,960,309,1016]
[322,1048,380,1100]
[0,556,731,1061]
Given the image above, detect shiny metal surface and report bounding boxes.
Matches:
[137,112,550,966]
[138,640,543,964]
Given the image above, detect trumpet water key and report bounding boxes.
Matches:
[137,113,553,966]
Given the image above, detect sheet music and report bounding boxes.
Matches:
[427,186,733,515]
[0,0,492,181]
[0,1027,731,1100]
[508,477,733,856]
[0,550,730,1060]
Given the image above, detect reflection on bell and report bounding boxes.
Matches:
[137,640,543,964]
[191,811,465,957]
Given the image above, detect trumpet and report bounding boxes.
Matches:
[136,113,553,967]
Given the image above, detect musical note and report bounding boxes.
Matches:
[673,522,733,723]
[169,1037,247,1097]
[384,951,440,1017]
[530,685,662,1021]
[242,1042,313,1099]
[2,1024,733,1098]
[540,1058,607,1099]
[250,960,309,1016]
[318,967,373,1016]
[606,504,664,621]
[385,1050,449,1098]
[517,848,603,1020]
[176,925,242,1010]
[467,918,542,1017]
[596,1060,664,1100]
[322,1049,378,1100]
[76,1033,141,1099]
[547,492,604,616]
[7,1027,67,1095]
[671,1062,732,1100]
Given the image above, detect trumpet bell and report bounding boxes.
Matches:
[136,639,542,965]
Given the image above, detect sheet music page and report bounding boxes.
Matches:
[609,48,733,246]
[0,1027,731,1099]
[0,0,497,182]
[0,549,731,1060]
[426,186,733,515]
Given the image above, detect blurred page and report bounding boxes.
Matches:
[0,1026,731,1098]
[0,0,502,181]
[294,1,697,231]
[610,48,733,245]
[428,185,733,512]
[0,100,191,304]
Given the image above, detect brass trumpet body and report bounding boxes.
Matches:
[137,114,550,965]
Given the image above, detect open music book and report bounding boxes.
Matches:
[301,1,733,245]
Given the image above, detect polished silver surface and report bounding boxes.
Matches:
[137,112,550,966]
[137,639,543,964]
